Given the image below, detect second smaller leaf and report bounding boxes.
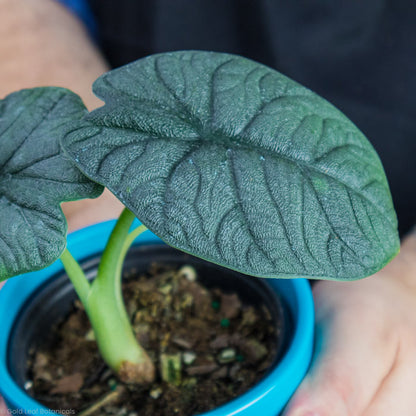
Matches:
[0,87,103,280]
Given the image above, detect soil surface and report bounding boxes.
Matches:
[27,262,282,416]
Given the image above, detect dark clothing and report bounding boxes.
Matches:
[88,0,416,236]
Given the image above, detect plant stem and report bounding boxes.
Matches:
[60,249,90,306]
[85,208,155,383]
[60,208,155,384]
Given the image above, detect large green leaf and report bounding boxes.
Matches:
[62,51,399,280]
[0,88,103,280]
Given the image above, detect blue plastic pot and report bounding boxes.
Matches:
[0,221,314,416]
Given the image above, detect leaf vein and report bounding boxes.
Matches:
[209,58,237,127]
[227,151,275,267]
[262,160,306,271]
[239,94,311,135]
[2,91,65,171]
[302,166,366,270]
[299,175,328,273]
[213,204,239,261]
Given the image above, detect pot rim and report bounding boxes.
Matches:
[0,220,314,416]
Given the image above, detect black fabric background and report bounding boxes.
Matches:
[88,0,415,236]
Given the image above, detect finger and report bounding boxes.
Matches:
[283,282,398,416]
[363,350,416,415]
[0,396,7,413]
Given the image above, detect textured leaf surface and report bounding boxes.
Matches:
[63,51,399,280]
[0,88,103,280]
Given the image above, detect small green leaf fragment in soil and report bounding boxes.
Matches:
[211,301,220,310]
[108,378,118,391]
[220,318,230,328]
[160,353,182,386]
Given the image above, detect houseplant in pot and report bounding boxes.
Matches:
[0,51,399,415]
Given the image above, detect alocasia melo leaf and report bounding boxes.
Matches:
[62,51,399,280]
[0,87,103,280]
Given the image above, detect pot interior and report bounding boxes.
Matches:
[8,244,293,392]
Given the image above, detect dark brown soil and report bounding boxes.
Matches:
[27,262,282,416]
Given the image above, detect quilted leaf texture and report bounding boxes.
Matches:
[62,51,399,280]
[0,88,103,280]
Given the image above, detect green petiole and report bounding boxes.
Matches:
[60,208,155,384]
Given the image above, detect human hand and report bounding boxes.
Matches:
[283,229,416,416]
[0,0,108,110]
[0,396,6,414]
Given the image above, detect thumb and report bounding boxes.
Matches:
[282,281,397,416]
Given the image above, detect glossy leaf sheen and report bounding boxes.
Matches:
[0,88,103,280]
[63,51,399,280]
